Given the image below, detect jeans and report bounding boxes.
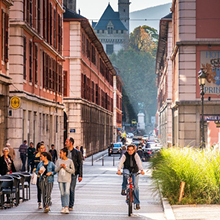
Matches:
[40,176,53,208]
[27,158,34,173]
[37,177,41,203]
[69,174,77,208]
[123,169,140,204]
[20,153,26,171]
[59,182,70,207]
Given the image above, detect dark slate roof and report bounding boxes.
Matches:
[162,13,172,20]
[92,21,97,28]
[63,6,86,20]
[94,4,127,31]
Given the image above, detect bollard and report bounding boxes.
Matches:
[92,154,93,166]
[102,155,104,166]
[113,154,115,166]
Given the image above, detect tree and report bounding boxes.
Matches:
[129,25,158,57]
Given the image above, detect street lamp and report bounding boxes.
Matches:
[198,68,206,149]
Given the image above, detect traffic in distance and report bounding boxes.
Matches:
[108,132,162,161]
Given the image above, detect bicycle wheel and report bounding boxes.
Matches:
[127,188,132,216]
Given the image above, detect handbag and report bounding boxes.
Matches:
[31,172,37,185]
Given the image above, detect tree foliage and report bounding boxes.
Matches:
[129,25,158,57]
[110,25,158,123]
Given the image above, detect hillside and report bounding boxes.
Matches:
[130,3,172,33]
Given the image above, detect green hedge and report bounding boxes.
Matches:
[150,147,220,204]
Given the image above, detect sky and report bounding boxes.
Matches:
[77,0,172,21]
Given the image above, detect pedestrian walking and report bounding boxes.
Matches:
[33,143,46,209]
[19,140,28,171]
[35,152,55,213]
[0,147,16,175]
[6,142,16,161]
[80,146,84,160]
[55,148,75,214]
[27,142,35,173]
[49,144,58,163]
[65,137,83,211]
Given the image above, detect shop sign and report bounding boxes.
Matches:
[201,51,220,95]
[202,115,220,121]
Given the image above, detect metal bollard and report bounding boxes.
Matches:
[92,154,93,166]
[102,155,104,166]
[113,154,115,166]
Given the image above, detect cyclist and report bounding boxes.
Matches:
[117,144,145,210]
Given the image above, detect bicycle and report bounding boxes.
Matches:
[123,171,140,216]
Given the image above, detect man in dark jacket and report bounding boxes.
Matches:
[27,142,35,173]
[65,137,83,211]
[117,144,145,210]
[19,140,28,171]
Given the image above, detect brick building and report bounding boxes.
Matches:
[0,0,13,151]
[63,8,122,155]
[156,0,220,148]
[8,0,64,166]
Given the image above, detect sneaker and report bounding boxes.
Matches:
[38,203,43,209]
[60,207,65,214]
[44,206,50,213]
[134,204,140,210]
[69,207,73,211]
[64,207,69,214]
[121,189,126,196]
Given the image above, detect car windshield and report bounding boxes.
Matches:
[113,144,121,148]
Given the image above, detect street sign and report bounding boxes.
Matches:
[70,129,75,133]
[10,96,21,109]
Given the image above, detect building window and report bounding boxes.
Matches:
[91,45,96,65]
[102,30,104,33]
[29,40,32,82]
[37,0,41,34]
[121,30,124,34]
[106,44,114,55]
[97,30,99,33]
[108,27,113,34]
[82,33,85,55]
[54,9,56,47]
[63,70,67,96]
[86,39,90,59]
[1,10,9,63]
[29,0,33,27]
[116,30,118,34]
[23,36,27,80]
[34,44,38,84]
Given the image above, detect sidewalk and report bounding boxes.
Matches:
[162,199,220,220]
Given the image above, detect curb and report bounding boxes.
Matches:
[161,198,176,220]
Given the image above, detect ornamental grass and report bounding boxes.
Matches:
[150,147,220,204]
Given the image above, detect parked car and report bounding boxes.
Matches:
[132,136,144,147]
[126,133,134,138]
[143,141,162,154]
[112,142,123,154]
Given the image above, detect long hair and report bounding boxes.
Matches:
[41,152,52,161]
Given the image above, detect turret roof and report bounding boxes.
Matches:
[94,4,127,31]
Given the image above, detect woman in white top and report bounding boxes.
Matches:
[55,148,75,214]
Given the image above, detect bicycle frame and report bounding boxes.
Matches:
[123,172,140,216]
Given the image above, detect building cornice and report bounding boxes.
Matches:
[3,0,13,7]
[0,74,12,85]
[9,91,64,108]
[176,40,220,46]
[171,100,220,109]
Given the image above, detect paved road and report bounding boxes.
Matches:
[0,150,165,220]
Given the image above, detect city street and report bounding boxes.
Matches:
[0,150,165,220]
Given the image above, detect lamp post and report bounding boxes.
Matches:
[198,68,206,149]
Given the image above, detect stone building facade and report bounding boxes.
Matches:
[0,0,13,152]
[8,0,64,167]
[156,0,220,148]
[63,8,121,155]
[92,1,129,55]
